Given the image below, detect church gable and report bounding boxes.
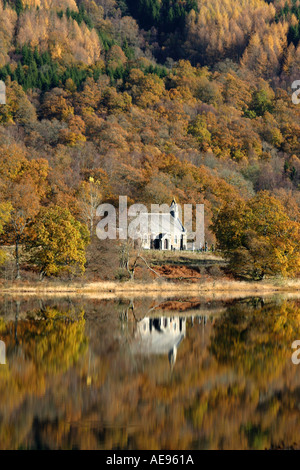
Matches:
[140,199,187,251]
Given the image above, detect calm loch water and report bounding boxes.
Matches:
[0,295,300,450]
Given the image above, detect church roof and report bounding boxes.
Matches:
[139,212,185,236]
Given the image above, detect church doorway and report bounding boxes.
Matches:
[154,238,162,250]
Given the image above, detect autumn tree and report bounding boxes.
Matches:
[212,192,300,279]
[0,202,12,264]
[26,206,90,278]
[0,145,48,278]
[8,179,41,279]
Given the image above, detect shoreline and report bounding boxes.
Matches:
[0,278,299,299]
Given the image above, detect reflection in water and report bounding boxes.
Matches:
[131,315,209,369]
[132,317,187,368]
[0,297,300,450]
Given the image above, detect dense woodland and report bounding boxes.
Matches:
[0,0,299,280]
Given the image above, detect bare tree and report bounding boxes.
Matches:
[119,239,161,280]
[78,177,102,236]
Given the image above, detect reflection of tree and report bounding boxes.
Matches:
[0,306,88,449]
[209,300,300,382]
[2,306,88,373]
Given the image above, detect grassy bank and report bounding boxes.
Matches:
[1,246,299,299]
[0,278,299,299]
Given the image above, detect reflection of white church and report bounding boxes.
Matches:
[132,316,186,368]
[140,199,187,251]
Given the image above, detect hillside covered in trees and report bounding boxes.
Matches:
[0,0,299,281]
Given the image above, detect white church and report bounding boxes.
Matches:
[140,198,187,251]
